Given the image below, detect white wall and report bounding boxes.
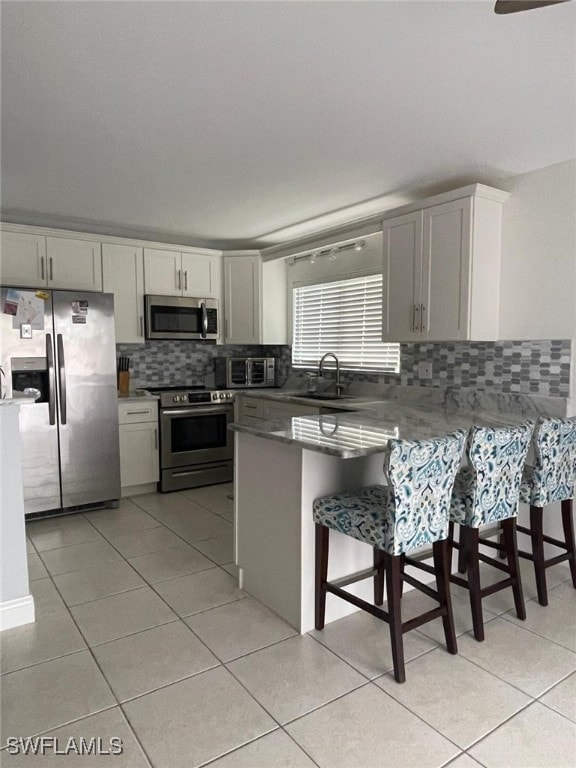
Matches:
[0,405,34,630]
[499,159,576,411]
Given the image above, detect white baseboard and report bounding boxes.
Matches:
[121,482,157,498]
[0,594,35,631]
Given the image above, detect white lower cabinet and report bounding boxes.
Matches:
[118,401,159,495]
[236,395,329,423]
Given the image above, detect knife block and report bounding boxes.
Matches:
[118,370,130,397]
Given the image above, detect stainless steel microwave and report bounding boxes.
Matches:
[145,295,219,341]
[214,357,276,388]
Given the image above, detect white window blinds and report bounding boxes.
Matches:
[292,274,400,373]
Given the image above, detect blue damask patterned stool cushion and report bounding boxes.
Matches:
[313,430,466,556]
[450,422,534,528]
[519,417,576,507]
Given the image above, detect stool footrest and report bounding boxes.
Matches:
[331,567,377,590]
[542,552,572,568]
[325,583,389,623]
[401,572,440,603]
[324,582,447,635]
[402,606,447,634]
[477,551,510,573]
[449,573,515,598]
[517,525,571,551]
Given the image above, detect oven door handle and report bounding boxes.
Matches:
[162,406,232,417]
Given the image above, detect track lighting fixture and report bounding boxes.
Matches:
[289,239,367,266]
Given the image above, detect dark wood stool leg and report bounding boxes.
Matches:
[465,527,485,642]
[385,553,405,683]
[315,524,329,630]
[502,517,526,620]
[561,499,576,588]
[457,523,467,573]
[498,523,506,559]
[374,547,385,606]
[433,539,457,655]
[530,505,548,606]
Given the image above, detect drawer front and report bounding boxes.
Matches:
[118,401,158,424]
[238,397,265,420]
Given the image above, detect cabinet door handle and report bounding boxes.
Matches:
[225,319,229,340]
[40,256,45,281]
[49,257,54,282]
[177,270,182,290]
[420,304,426,332]
[154,428,158,450]
[139,316,144,337]
[412,304,420,332]
[127,410,150,415]
[184,270,188,291]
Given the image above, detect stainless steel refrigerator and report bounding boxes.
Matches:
[0,287,120,516]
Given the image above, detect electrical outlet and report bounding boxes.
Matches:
[418,361,433,380]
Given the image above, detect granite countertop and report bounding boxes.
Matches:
[231,384,565,459]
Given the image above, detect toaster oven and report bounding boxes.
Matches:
[214,357,276,388]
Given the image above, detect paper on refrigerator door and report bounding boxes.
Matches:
[11,291,45,331]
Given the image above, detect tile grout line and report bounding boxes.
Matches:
[3,563,155,767]
[22,497,574,765]
[38,544,157,768]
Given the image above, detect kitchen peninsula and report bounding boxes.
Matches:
[231,387,565,633]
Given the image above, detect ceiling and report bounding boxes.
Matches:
[1,0,574,250]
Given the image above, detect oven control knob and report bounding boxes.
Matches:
[219,393,225,399]
[173,395,179,402]
[225,392,232,399]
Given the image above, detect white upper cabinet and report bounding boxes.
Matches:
[144,248,221,298]
[0,231,102,291]
[181,252,220,298]
[0,231,47,287]
[223,254,261,344]
[223,253,287,345]
[46,237,103,291]
[102,243,145,344]
[382,185,507,342]
[143,248,181,295]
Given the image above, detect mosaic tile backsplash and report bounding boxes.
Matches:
[115,341,289,389]
[117,339,571,398]
[279,339,571,398]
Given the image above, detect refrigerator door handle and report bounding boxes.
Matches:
[46,333,56,426]
[56,333,67,425]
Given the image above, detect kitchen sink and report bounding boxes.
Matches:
[292,392,355,401]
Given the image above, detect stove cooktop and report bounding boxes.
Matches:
[139,385,234,407]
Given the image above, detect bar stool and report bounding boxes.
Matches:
[448,422,534,642]
[313,429,466,683]
[517,416,576,605]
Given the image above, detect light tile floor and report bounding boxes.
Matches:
[1,484,575,767]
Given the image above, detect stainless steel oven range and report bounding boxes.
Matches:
[144,385,234,492]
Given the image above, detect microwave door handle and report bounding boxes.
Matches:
[46,333,56,425]
[56,333,67,425]
[201,302,208,339]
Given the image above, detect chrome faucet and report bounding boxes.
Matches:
[318,352,344,396]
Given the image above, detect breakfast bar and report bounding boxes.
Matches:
[230,392,559,633]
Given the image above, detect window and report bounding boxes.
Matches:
[292,274,400,373]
